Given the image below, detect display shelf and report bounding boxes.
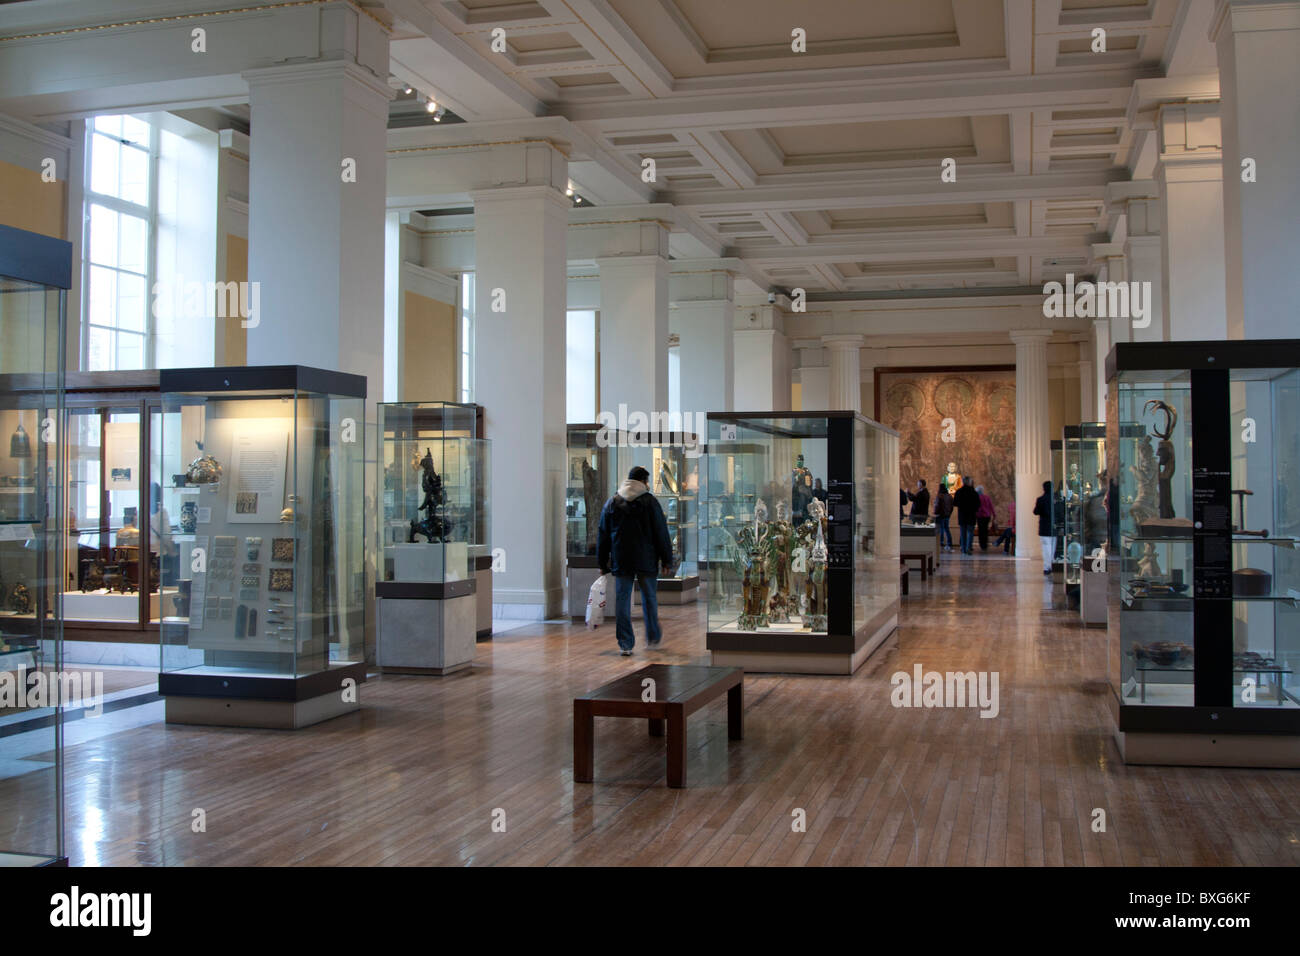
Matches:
[157,365,367,729]
[704,411,900,675]
[1105,339,1300,763]
[375,401,488,673]
[0,221,71,864]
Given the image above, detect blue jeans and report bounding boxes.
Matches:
[959,523,975,554]
[614,573,661,650]
[937,520,953,548]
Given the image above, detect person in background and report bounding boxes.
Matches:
[905,478,930,524]
[976,485,995,552]
[954,478,980,555]
[598,465,675,656]
[994,500,1016,554]
[1033,480,1055,575]
[934,481,954,552]
[811,478,828,506]
[899,486,908,520]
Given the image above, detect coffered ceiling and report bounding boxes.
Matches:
[385,0,1220,295]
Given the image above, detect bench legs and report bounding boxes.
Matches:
[727,681,744,740]
[666,707,686,788]
[648,717,664,737]
[573,700,593,784]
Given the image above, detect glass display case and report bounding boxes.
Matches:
[1062,423,1107,595]
[566,423,631,618]
[627,431,701,604]
[0,223,70,865]
[1049,438,1064,570]
[1106,340,1300,764]
[157,366,367,728]
[375,401,486,673]
[704,412,900,674]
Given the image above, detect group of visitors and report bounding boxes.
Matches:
[902,476,1015,556]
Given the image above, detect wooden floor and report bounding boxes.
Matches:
[14,553,1300,865]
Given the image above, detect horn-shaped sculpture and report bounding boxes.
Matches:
[1144,399,1178,519]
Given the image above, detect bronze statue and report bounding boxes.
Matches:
[408,447,447,543]
[1145,400,1178,519]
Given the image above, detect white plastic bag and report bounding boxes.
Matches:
[585,574,608,629]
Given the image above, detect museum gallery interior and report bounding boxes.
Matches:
[0,0,1298,873]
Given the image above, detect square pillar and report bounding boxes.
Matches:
[1212,0,1300,339]
[597,255,669,417]
[472,184,569,618]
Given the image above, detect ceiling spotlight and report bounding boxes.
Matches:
[404,86,412,96]
[433,106,446,122]
[564,183,574,197]
[425,99,438,113]
[574,195,582,204]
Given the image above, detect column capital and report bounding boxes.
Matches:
[1009,328,1053,346]
[821,333,865,351]
[243,58,393,104]
[1211,0,1300,43]
[470,184,571,213]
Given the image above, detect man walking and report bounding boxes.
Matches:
[1033,480,1056,575]
[598,465,675,656]
[954,478,980,555]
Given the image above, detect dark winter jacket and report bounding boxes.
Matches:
[934,490,954,522]
[1033,492,1053,537]
[907,487,930,519]
[954,485,980,525]
[597,479,674,576]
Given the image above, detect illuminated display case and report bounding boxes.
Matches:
[376,401,488,673]
[0,224,69,865]
[1050,438,1064,570]
[704,412,900,675]
[1106,340,1300,766]
[565,423,630,618]
[157,366,366,729]
[627,432,700,605]
[1062,423,1107,594]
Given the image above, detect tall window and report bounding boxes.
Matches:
[84,114,154,371]
[460,272,475,403]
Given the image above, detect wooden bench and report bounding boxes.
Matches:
[901,550,934,579]
[574,664,743,789]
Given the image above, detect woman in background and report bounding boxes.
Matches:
[934,482,954,552]
[976,485,995,552]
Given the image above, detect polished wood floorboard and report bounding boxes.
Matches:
[11,553,1300,865]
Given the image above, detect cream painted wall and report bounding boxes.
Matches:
[0,159,65,238]
[400,290,457,401]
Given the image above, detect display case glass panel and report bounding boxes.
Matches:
[158,368,366,681]
[0,226,69,865]
[566,424,630,563]
[704,413,899,647]
[377,402,484,585]
[626,433,700,579]
[1049,439,1064,567]
[1108,342,1300,720]
[1062,423,1107,588]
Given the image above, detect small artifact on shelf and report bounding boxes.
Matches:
[179,500,198,533]
[738,499,770,630]
[1144,399,1178,519]
[1233,568,1272,597]
[803,498,829,632]
[1133,641,1191,666]
[1229,489,1269,538]
[116,507,140,548]
[185,440,223,485]
[1136,542,1163,579]
[8,578,32,614]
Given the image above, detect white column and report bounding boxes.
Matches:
[824,334,864,414]
[1012,330,1053,559]
[800,365,829,411]
[597,254,669,417]
[244,59,390,396]
[1212,0,1300,339]
[1078,356,1095,425]
[1121,192,1166,344]
[733,304,791,410]
[1092,318,1110,421]
[471,184,569,618]
[675,299,733,415]
[1156,103,1228,340]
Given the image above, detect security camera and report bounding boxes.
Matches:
[767,292,777,304]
